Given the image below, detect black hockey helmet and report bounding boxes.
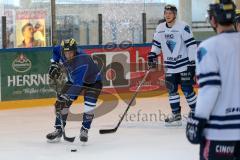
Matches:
[61,38,77,52]
[235,9,240,23]
[208,0,236,25]
[164,4,177,14]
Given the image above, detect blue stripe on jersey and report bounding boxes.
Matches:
[184,38,196,48]
[184,38,195,44]
[153,39,161,45]
[186,92,195,99]
[164,57,189,65]
[197,72,220,79]
[186,94,197,104]
[165,61,189,69]
[85,96,97,103]
[85,102,96,107]
[153,44,161,49]
[197,72,221,87]
[153,40,161,48]
[206,123,240,129]
[209,115,240,121]
[199,80,221,88]
[186,41,197,48]
[169,97,180,100]
[158,31,165,33]
[148,54,156,58]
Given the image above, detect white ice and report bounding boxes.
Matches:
[0,96,199,160]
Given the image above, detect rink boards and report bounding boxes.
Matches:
[0,43,160,102]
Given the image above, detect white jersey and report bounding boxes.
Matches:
[195,31,240,141]
[151,20,197,73]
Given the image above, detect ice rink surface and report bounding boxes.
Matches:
[0,96,199,160]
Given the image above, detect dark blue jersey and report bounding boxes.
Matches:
[51,45,101,97]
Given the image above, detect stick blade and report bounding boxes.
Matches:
[64,137,75,142]
[63,135,75,142]
[99,128,117,134]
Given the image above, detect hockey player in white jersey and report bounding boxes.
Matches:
[148,4,197,125]
[235,9,240,32]
[186,0,240,159]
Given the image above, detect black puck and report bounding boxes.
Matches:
[71,149,77,152]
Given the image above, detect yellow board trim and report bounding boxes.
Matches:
[223,4,234,10]
[214,0,220,4]
[236,9,240,14]
[0,91,166,110]
[0,88,198,110]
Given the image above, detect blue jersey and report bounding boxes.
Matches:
[50,45,101,97]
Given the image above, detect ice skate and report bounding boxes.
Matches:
[80,127,88,143]
[46,129,63,143]
[165,113,182,126]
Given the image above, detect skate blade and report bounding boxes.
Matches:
[164,120,182,127]
[47,137,61,143]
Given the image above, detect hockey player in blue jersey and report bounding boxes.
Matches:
[186,0,240,159]
[46,38,102,142]
[148,4,197,125]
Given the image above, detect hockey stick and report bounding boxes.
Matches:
[50,77,76,142]
[99,69,151,134]
[56,112,75,142]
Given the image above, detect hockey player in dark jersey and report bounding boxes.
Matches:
[46,38,102,143]
[186,0,240,159]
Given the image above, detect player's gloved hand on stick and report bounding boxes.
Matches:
[186,115,207,144]
[48,62,61,79]
[55,94,73,114]
[148,52,157,69]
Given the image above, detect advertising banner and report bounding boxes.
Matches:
[0,49,54,101]
[0,44,159,101]
[16,10,47,48]
[84,44,164,93]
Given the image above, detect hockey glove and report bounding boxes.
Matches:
[48,62,61,80]
[186,115,207,144]
[187,61,196,80]
[148,52,157,69]
[55,94,73,114]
